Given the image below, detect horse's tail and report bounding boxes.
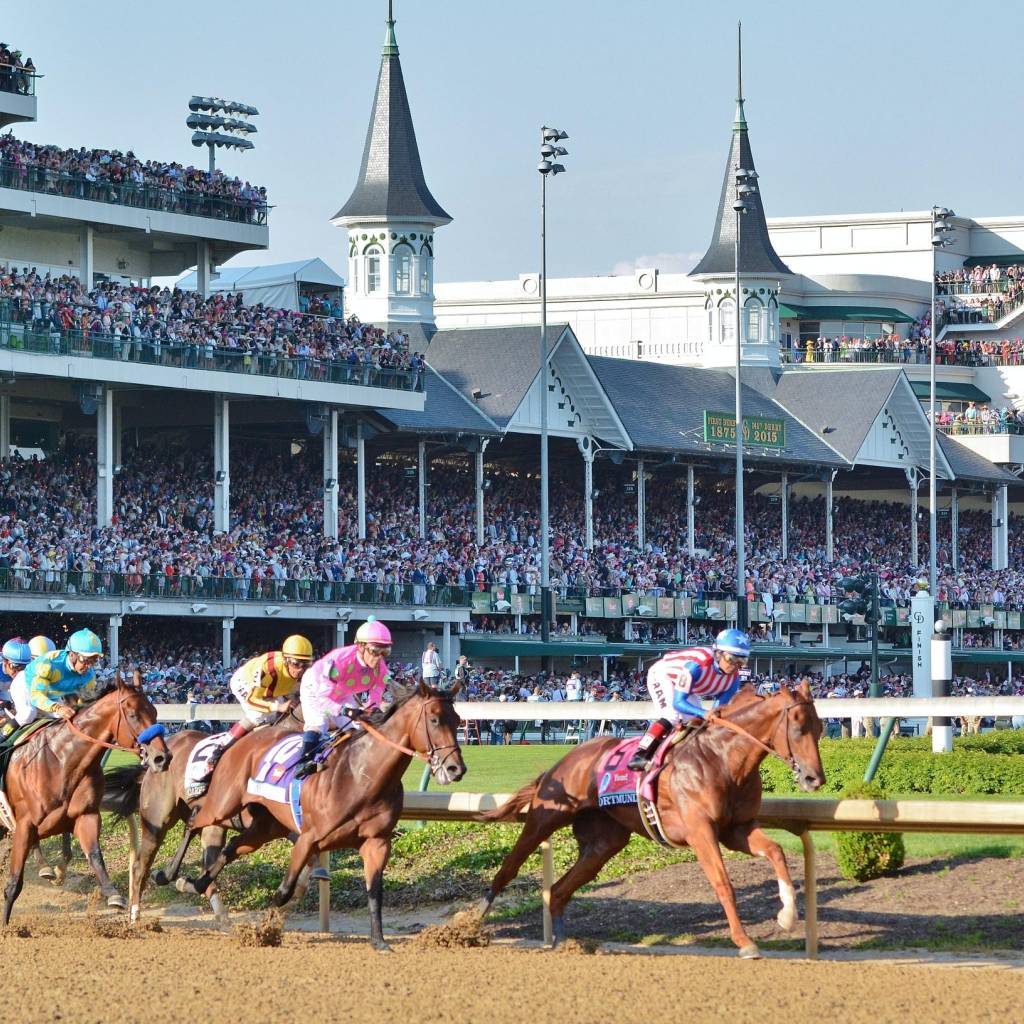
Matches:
[481,775,542,822]
[102,763,145,818]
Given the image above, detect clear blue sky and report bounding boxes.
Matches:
[5,1,1021,282]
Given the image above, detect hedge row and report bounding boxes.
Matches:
[760,736,1024,795]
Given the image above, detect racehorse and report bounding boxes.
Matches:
[1,670,170,924]
[167,680,465,949]
[480,681,824,958]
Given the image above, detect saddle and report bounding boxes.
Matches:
[0,719,54,830]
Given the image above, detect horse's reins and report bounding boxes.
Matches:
[706,696,814,769]
[63,687,146,754]
[350,696,460,773]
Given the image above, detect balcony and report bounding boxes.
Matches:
[0,64,38,129]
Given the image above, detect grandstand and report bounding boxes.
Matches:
[0,13,1022,711]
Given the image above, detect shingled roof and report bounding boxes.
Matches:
[333,14,451,226]
[377,366,500,435]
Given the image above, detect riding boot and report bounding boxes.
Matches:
[205,720,250,774]
[293,730,323,780]
[627,718,672,772]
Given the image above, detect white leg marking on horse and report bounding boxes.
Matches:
[776,879,798,931]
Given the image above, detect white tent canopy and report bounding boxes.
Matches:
[177,257,345,312]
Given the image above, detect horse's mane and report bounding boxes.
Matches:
[81,681,119,704]
[375,681,454,723]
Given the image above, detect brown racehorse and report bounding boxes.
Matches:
[169,681,465,949]
[1,671,170,924]
[481,681,824,958]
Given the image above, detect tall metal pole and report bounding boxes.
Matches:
[734,204,746,627]
[540,157,551,642]
[929,210,938,598]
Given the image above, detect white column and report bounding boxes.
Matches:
[112,401,123,470]
[579,440,594,550]
[417,439,427,540]
[825,471,835,563]
[781,471,789,559]
[474,442,488,546]
[213,395,230,534]
[636,457,646,548]
[334,621,347,649]
[687,464,696,557]
[0,392,10,459]
[950,487,959,571]
[999,484,1009,570]
[356,421,366,540]
[196,239,211,299]
[107,615,121,669]
[79,224,94,290]
[96,387,113,527]
[441,621,451,672]
[221,618,233,670]
[322,408,339,539]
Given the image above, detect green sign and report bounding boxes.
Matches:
[703,410,786,449]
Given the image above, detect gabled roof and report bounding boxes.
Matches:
[588,357,843,466]
[766,368,902,462]
[939,433,1019,484]
[377,366,500,436]
[332,16,451,226]
[425,325,554,427]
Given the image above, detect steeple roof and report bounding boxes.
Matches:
[689,24,790,278]
[333,7,451,226]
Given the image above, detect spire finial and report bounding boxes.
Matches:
[384,0,398,56]
[734,21,747,129]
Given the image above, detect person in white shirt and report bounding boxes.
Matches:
[421,642,442,684]
[564,672,582,702]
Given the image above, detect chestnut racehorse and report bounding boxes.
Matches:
[170,681,466,949]
[481,681,824,958]
[1,671,170,924]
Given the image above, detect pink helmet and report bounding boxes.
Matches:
[355,618,392,645]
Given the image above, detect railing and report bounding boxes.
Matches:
[784,342,1024,367]
[0,63,38,97]
[0,157,267,225]
[0,567,469,608]
[940,302,1011,326]
[937,419,1024,436]
[936,278,1018,297]
[0,313,425,392]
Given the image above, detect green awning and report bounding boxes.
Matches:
[963,254,1024,268]
[460,638,624,659]
[779,304,915,324]
[910,381,991,403]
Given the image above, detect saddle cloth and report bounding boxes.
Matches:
[595,727,682,809]
[182,732,233,797]
[246,733,307,830]
[0,719,57,830]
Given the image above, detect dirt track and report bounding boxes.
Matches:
[2,920,1023,1024]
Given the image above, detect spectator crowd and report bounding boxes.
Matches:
[0,43,34,95]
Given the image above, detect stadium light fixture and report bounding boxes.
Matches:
[186,95,259,174]
[265,606,281,616]
[190,603,208,614]
[128,601,147,612]
[538,124,570,644]
[336,608,353,621]
[48,599,66,610]
[412,609,430,621]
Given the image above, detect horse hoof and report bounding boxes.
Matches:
[106,893,127,910]
[777,908,798,932]
[739,943,761,960]
[37,866,56,881]
[175,877,199,896]
[151,869,170,887]
[52,866,66,887]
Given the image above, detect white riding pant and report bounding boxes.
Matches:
[229,673,275,728]
[9,671,59,726]
[645,661,676,719]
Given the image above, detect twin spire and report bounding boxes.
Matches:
[333,2,451,226]
[689,22,789,278]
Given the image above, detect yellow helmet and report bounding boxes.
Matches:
[281,635,314,661]
[29,635,56,657]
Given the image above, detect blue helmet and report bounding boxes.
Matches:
[2,637,32,667]
[714,628,750,658]
[67,629,103,657]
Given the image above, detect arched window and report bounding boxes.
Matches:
[719,299,736,344]
[744,297,763,343]
[393,243,413,295]
[365,245,382,293]
[419,243,433,295]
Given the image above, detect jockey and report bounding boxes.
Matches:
[201,634,315,775]
[294,618,393,779]
[627,628,750,772]
[28,635,56,659]
[0,637,33,736]
[9,628,104,727]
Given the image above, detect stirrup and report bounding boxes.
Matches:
[294,760,317,780]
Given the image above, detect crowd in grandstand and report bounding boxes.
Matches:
[0,44,34,95]
[2,442,1024,612]
[932,402,1024,435]
[0,266,421,380]
[0,132,266,222]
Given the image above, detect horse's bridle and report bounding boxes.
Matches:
[707,696,815,774]
[351,695,461,776]
[63,686,163,757]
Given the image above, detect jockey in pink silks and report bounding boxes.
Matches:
[293,618,393,779]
